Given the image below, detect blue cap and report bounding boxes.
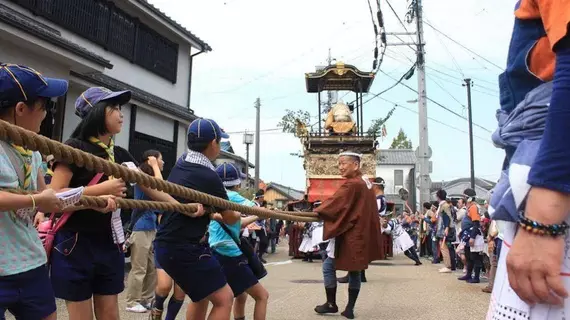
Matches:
[75,87,131,119]
[0,63,68,107]
[216,162,246,187]
[187,118,229,144]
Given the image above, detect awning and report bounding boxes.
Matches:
[307,178,347,202]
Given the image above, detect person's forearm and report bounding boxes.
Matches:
[241,215,259,227]
[221,209,240,225]
[140,186,177,203]
[0,191,35,211]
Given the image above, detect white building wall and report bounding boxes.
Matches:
[62,85,83,142]
[135,107,174,142]
[0,39,69,79]
[375,164,414,194]
[177,124,188,158]
[2,1,192,107]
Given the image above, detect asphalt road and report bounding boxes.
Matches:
[6,244,491,319]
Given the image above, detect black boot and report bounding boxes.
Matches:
[468,267,481,283]
[341,288,360,319]
[337,273,349,283]
[314,287,338,314]
[360,270,367,283]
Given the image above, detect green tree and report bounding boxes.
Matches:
[390,128,413,149]
[238,187,255,200]
[366,107,396,136]
[277,109,312,135]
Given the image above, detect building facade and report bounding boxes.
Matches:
[0,0,211,177]
[431,177,496,202]
[376,149,418,213]
[264,182,304,209]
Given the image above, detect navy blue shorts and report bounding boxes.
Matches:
[154,252,162,270]
[155,242,226,302]
[213,252,258,297]
[0,266,56,320]
[50,230,125,302]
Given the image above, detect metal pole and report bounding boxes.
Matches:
[355,93,360,136]
[318,92,322,135]
[415,0,431,204]
[464,78,476,189]
[245,143,250,187]
[254,98,261,190]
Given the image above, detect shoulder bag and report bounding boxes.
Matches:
[218,221,267,280]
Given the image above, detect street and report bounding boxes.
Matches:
[9,243,491,320]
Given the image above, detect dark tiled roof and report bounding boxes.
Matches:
[220,141,234,153]
[430,177,497,192]
[377,149,417,165]
[0,4,112,69]
[71,71,196,122]
[267,182,305,200]
[219,150,254,168]
[134,0,212,52]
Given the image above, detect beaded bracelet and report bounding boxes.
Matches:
[518,212,569,237]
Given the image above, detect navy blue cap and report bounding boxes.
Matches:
[0,63,68,107]
[187,118,229,144]
[216,162,246,187]
[75,87,131,119]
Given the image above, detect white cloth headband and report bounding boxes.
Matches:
[339,151,363,158]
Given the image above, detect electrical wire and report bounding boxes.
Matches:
[379,70,493,133]
[423,20,503,71]
[377,96,493,144]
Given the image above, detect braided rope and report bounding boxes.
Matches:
[0,120,318,222]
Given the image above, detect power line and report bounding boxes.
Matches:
[377,96,493,144]
[423,20,503,71]
[379,69,493,133]
[426,74,465,108]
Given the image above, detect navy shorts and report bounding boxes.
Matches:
[0,266,56,320]
[50,230,125,301]
[213,252,258,297]
[155,242,226,302]
[154,253,162,270]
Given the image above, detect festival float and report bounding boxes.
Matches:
[287,62,392,259]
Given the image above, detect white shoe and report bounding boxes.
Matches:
[126,303,148,313]
[439,267,452,273]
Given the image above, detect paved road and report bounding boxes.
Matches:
[7,244,491,319]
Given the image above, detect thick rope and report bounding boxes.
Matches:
[0,120,318,222]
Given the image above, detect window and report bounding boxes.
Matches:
[394,169,404,186]
[12,0,179,82]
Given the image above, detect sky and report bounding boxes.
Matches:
[148,0,515,191]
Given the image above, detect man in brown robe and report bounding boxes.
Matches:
[313,151,383,319]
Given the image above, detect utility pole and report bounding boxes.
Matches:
[243,131,254,188]
[463,78,475,189]
[414,0,432,205]
[254,98,261,190]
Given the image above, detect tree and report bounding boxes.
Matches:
[238,188,255,200]
[390,128,413,149]
[366,107,396,137]
[277,109,312,136]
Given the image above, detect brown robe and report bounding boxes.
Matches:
[315,174,384,271]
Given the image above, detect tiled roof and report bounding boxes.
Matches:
[71,71,196,122]
[267,182,305,200]
[430,177,497,192]
[0,4,112,69]
[219,150,254,168]
[377,149,417,165]
[220,141,234,153]
[135,0,212,52]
